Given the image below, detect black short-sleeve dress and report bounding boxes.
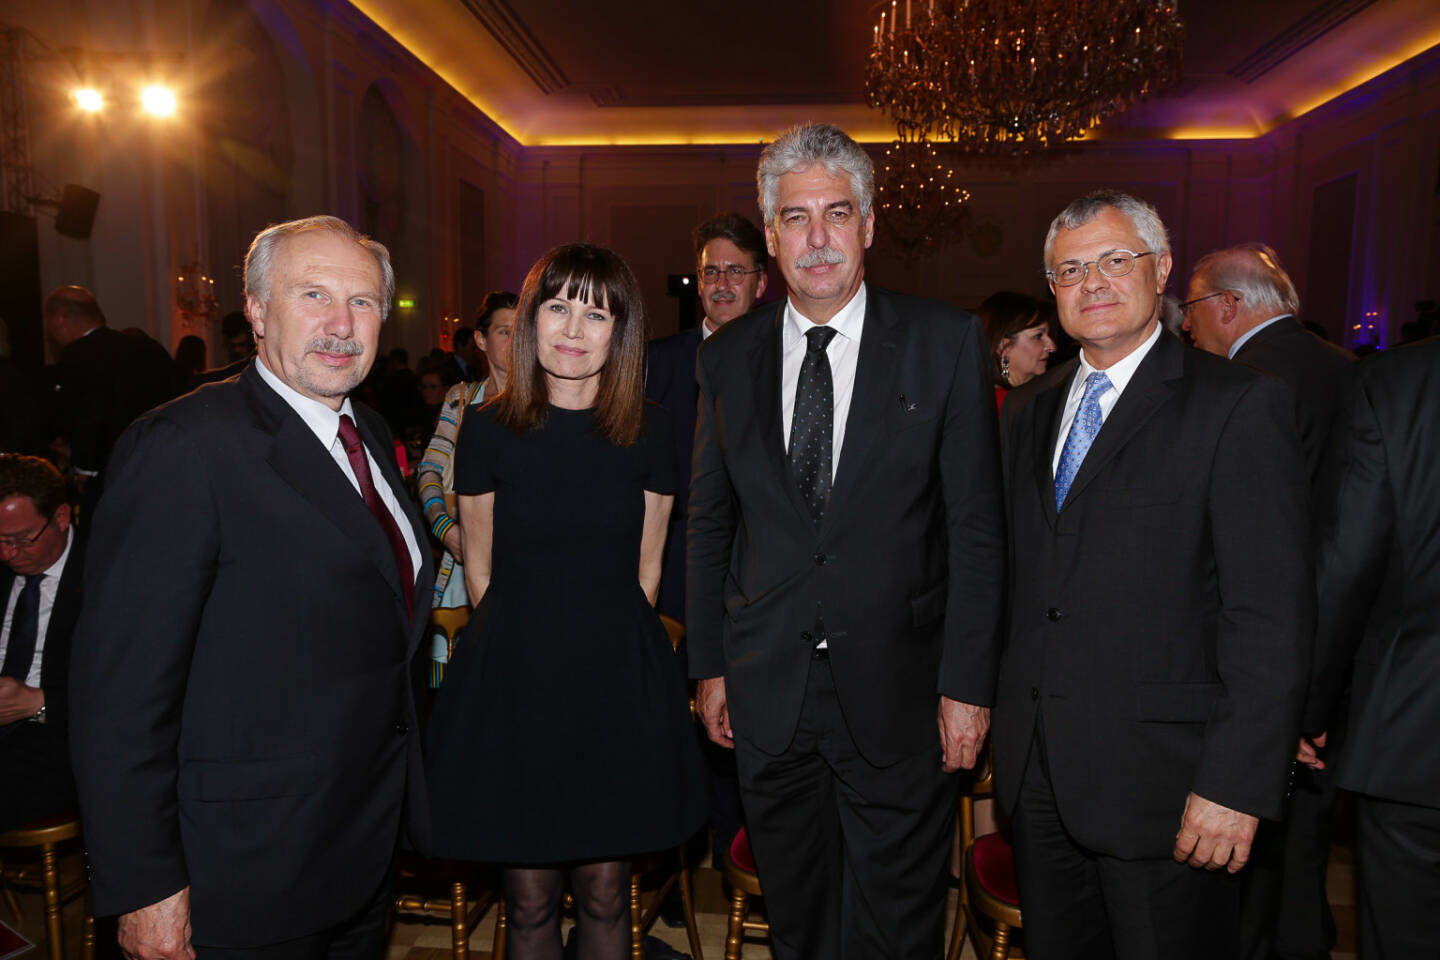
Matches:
[423,400,707,863]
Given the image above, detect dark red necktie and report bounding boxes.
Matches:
[337,414,414,618]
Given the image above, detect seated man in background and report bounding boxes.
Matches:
[0,454,80,830]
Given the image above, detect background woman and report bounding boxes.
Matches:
[424,245,705,960]
[417,291,518,620]
[977,290,1057,409]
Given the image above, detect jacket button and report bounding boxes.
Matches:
[1031,687,1040,701]
[1045,608,1063,621]
[813,553,828,566]
[395,721,409,736]
[800,631,812,643]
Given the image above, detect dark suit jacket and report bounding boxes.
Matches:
[646,326,703,622]
[995,331,1313,859]
[69,365,435,946]
[1,534,83,806]
[54,326,186,476]
[1232,316,1354,483]
[687,288,1005,765]
[1303,336,1440,808]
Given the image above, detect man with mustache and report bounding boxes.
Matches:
[688,123,1005,958]
[70,215,434,960]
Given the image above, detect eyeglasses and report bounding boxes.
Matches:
[1178,290,1235,315]
[0,513,52,550]
[1047,250,1155,287]
[699,264,762,285]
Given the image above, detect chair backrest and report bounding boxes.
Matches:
[959,746,996,854]
[659,613,685,653]
[429,606,471,660]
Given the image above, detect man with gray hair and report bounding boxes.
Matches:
[994,192,1312,958]
[1183,243,1353,960]
[71,215,433,960]
[1183,243,1354,481]
[688,122,1005,958]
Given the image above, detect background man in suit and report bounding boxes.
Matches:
[647,211,768,622]
[1183,243,1355,481]
[1184,243,1353,960]
[70,215,434,960]
[688,122,1004,959]
[1300,335,1440,958]
[0,454,79,830]
[44,285,186,503]
[994,192,1313,959]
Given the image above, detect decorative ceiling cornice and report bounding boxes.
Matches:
[1228,0,1376,82]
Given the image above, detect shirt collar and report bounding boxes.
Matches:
[783,283,867,348]
[1074,321,1163,397]
[255,355,355,450]
[1228,313,1292,359]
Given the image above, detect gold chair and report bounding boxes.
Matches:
[0,814,96,960]
[719,826,768,960]
[429,604,472,688]
[948,755,1024,960]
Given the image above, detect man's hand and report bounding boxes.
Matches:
[118,887,194,960]
[938,697,989,772]
[442,525,464,561]
[696,676,733,749]
[1296,732,1327,770]
[0,677,43,725]
[1172,793,1260,873]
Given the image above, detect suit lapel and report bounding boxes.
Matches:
[823,290,901,529]
[1030,361,1074,526]
[750,303,815,527]
[246,371,410,628]
[1060,332,1184,510]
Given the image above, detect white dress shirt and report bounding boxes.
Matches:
[1228,313,1291,359]
[781,283,868,481]
[1,527,74,689]
[1052,321,1164,475]
[255,357,423,580]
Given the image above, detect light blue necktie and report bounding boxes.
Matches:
[1054,371,1112,509]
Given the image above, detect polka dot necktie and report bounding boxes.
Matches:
[1054,371,1112,509]
[789,326,839,525]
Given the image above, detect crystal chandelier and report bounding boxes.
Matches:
[865,0,1185,154]
[875,139,972,257]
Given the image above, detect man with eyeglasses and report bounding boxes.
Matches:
[646,211,769,623]
[992,191,1313,959]
[1181,244,1352,960]
[0,454,80,831]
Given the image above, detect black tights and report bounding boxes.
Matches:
[503,860,631,960]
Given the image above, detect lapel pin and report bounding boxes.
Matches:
[899,394,918,412]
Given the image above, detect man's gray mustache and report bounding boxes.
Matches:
[794,248,845,269]
[305,338,364,356]
[709,290,736,303]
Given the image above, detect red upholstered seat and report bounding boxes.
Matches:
[729,826,756,874]
[971,832,1019,906]
[16,811,79,832]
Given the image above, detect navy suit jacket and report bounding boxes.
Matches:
[70,365,435,946]
[646,326,703,622]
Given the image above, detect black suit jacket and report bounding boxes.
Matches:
[54,326,186,476]
[1,534,83,788]
[69,365,435,946]
[995,331,1313,859]
[646,326,703,622]
[687,288,1005,765]
[1232,316,1355,483]
[1303,336,1440,808]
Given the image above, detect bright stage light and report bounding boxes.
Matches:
[73,88,105,112]
[140,85,177,117]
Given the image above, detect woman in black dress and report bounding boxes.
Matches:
[424,244,706,960]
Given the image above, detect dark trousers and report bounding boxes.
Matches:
[1239,763,1338,960]
[733,655,956,960]
[194,873,392,960]
[1355,794,1440,960]
[1011,725,1241,960]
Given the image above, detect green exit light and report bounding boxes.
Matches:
[397,298,416,309]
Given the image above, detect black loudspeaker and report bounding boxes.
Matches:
[54,184,101,239]
[0,211,43,370]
